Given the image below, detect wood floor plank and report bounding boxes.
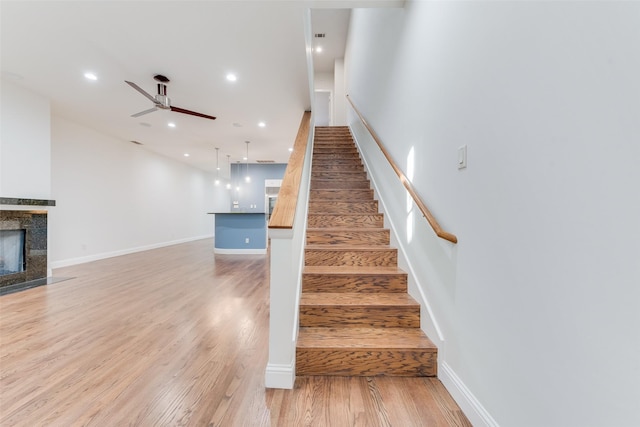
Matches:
[0,239,469,426]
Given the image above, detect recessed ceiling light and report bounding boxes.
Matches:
[288,148,293,152]
[184,153,190,157]
[258,122,266,128]
[84,72,98,81]
[168,122,176,128]
[243,156,248,161]
[315,46,323,53]
[226,73,237,82]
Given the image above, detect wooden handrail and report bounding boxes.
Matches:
[268,111,312,229]
[346,95,458,244]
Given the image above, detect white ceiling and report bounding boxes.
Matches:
[310,9,352,74]
[0,1,402,172]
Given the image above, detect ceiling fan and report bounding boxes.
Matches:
[125,74,216,120]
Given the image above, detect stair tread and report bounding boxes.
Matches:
[306,244,393,250]
[297,327,435,349]
[311,173,365,177]
[310,188,371,192]
[313,150,358,153]
[307,215,383,220]
[308,213,381,216]
[311,179,369,182]
[303,265,405,275]
[306,229,390,245]
[306,227,387,232]
[307,214,384,228]
[301,292,418,306]
[308,200,376,203]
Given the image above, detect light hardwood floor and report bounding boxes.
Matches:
[0,239,470,426]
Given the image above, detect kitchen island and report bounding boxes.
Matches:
[210,212,267,254]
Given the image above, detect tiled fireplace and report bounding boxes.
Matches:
[0,198,54,293]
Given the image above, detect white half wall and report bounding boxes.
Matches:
[345,2,640,426]
[50,116,214,267]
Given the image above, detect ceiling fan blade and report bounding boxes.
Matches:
[131,107,158,117]
[125,80,160,105]
[170,106,216,120]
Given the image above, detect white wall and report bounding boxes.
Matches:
[314,72,334,126]
[0,80,51,199]
[345,2,640,426]
[50,116,214,267]
[314,72,333,92]
[334,59,347,126]
[212,179,231,213]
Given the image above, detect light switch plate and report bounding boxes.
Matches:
[458,145,467,169]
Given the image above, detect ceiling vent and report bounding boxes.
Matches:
[130,140,143,145]
[314,33,326,38]
[257,160,275,163]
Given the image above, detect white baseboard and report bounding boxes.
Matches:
[264,362,295,389]
[214,248,267,255]
[51,235,213,269]
[440,362,500,427]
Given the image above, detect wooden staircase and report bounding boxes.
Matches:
[296,126,437,377]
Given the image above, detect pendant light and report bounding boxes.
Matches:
[226,155,231,190]
[244,141,251,183]
[235,161,241,192]
[214,147,220,186]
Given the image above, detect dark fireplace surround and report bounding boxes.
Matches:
[0,210,48,290]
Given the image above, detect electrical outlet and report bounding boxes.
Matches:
[245,238,250,244]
